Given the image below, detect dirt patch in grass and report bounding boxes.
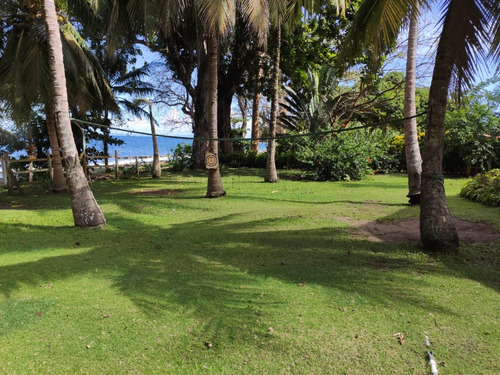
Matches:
[339,217,500,244]
[131,189,183,197]
[0,201,32,210]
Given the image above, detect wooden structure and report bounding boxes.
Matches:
[1,151,170,187]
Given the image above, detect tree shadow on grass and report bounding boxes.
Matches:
[2,210,495,329]
[1,207,499,375]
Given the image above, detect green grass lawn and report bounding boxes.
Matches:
[0,171,499,374]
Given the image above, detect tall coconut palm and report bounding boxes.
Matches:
[154,0,269,197]
[250,52,264,152]
[0,0,116,193]
[131,98,161,178]
[340,0,499,253]
[204,33,226,197]
[43,0,106,227]
[403,4,422,205]
[264,21,281,183]
[44,99,67,192]
[264,0,348,183]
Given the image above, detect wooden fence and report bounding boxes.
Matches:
[1,151,170,186]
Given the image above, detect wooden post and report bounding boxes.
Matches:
[47,150,53,180]
[1,152,8,186]
[136,156,140,177]
[28,161,34,183]
[115,150,119,180]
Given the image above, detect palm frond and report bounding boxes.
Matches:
[198,0,236,36]
[121,98,159,126]
[487,0,500,71]
[239,0,268,42]
[443,0,494,91]
[338,0,423,72]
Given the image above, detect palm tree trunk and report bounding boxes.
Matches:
[250,54,263,152]
[403,5,422,204]
[43,0,106,228]
[192,38,210,170]
[103,109,110,171]
[265,24,281,183]
[44,99,67,193]
[420,4,458,253]
[149,102,161,178]
[238,95,248,138]
[205,34,226,198]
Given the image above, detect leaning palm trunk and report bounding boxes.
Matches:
[205,34,226,198]
[420,5,458,253]
[44,99,67,193]
[403,6,422,204]
[148,102,161,178]
[265,23,281,183]
[43,0,106,228]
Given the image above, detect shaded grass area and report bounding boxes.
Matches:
[0,171,499,374]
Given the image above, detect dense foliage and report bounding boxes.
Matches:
[460,169,500,207]
[443,80,500,175]
[170,143,194,171]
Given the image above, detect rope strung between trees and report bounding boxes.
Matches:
[70,112,427,142]
[421,173,445,186]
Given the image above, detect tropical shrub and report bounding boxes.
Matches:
[170,143,193,171]
[460,169,500,207]
[444,104,500,175]
[443,80,500,175]
[291,129,396,181]
[219,149,300,169]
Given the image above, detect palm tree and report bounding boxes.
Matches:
[0,0,116,193]
[204,33,226,197]
[131,98,161,178]
[340,0,499,253]
[152,0,269,197]
[43,0,106,227]
[264,21,281,183]
[250,52,264,151]
[44,99,67,192]
[403,4,422,205]
[264,1,348,183]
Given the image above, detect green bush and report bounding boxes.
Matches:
[218,129,402,181]
[460,169,500,207]
[443,82,500,175]
[219,150,267,168]
[292,129,402,181]
[170,143,193,171]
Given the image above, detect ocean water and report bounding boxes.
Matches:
[5,134,265,161]
[88,135,191,157]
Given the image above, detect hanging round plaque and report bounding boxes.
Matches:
[205,152,218,169]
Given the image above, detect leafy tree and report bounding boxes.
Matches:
[444,79,500,175]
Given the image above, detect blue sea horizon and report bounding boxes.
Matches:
[7,134,266,160]
[88,135,192,157]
